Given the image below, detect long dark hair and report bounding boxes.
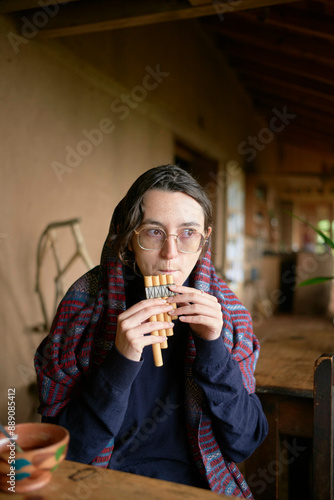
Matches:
[107,164,212,267]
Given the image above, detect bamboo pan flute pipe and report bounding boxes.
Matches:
[144,274,177,367]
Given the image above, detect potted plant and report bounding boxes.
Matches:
[290,213,334,287]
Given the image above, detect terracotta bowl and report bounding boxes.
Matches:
[0,422,69,493]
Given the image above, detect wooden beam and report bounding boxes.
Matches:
[0,0,79,14]
[228,54,334,87]
[281,122,334,145]
[187,0,212,5]
[12,0,297,38]
[244,7,334,43]
[251,91,334,154]
[208,15,334,65]
[247,94,334,154]
[235,67,334,108]
[253,110,334,145]
[278,124,334,156]
[221,37,334,85]
[253,97,334,134]
[241,75,334,114]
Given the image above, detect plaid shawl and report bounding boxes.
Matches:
[35,230,259,498]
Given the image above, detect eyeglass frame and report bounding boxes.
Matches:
[133,226,209,254]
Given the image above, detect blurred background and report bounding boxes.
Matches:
[0,0,333,424]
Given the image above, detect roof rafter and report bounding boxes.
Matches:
[9,0,296,38]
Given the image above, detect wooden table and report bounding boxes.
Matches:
[243,315,334,500]
[0,459,231,500]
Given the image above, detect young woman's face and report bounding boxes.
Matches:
[130,189,211,285]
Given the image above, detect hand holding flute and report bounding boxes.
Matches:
[144,275,177,366]
[114,295,175,363]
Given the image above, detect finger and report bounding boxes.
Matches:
[168,285,218,304]
[178,314,222,340]
[120,298,169,318]
[123,319,174,338]
[170,297,221,317]
[120,302,175,326]
[138,334,168,347]
[178,313,218,326]
[127,333,168,360]
[175,303,221,321]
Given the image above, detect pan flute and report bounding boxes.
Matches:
[144,274,177,367]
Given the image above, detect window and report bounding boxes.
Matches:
[224,162,245,286]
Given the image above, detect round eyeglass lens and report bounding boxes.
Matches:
[177,230,203,253]
[138,228,204,253]
[139,228,165,250]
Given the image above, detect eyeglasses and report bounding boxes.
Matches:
[134,227,208,254]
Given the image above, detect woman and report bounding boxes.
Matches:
[35,165,268,497]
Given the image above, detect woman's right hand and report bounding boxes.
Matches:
[115,299,174,362]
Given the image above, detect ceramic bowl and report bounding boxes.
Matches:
[0,422,69,493]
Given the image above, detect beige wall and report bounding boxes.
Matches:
[0,15,276,423]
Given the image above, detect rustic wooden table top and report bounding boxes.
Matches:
[0,459,231,499]
[253,315,334,397]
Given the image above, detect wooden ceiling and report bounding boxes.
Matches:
[201,0,334,158]
[3,0,334,161]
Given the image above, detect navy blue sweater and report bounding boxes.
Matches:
[43,273,267,488]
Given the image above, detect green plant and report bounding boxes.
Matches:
[289,213,334,287]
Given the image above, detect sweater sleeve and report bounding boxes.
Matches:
[192,335,268,464]
[43,347,142,464]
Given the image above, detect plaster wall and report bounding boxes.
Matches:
[0,15,277,423]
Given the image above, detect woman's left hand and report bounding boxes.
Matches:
[167,284,223,341]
